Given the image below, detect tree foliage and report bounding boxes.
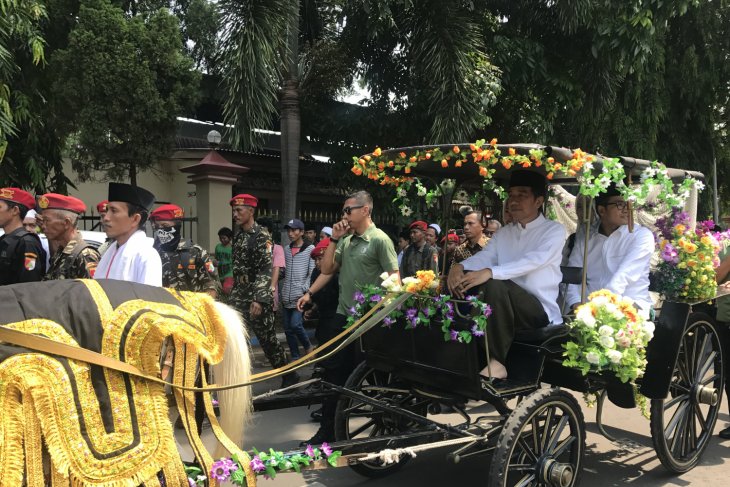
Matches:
[51,0,199,183]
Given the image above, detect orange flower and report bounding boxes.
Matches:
[405,166,411,174]
[441,159,448,168]
[546,173,554,180]
[377,162,385,171]
[399,152,407,159]
[535,160,542,167]
[358,158,366,166]
[453,146,460,154]
[455,160,462,168]
[364,155,372,162]
[373,147,382,156]
[508,147,516,156]
[553,163,562,170]
[502,159,512,169]
[568,169,576,176]
[521,162,530,168]
[479,166,488,177]
[351,166,362,176]
[388,160,394,167]
[425,152,432,159]
[547,157,555,164]
[409,156,417,163]
[490,138,498,146]
[469,144,477,151]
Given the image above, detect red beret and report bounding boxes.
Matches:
[441,233,460,243]
[150,204,184,221]
[229,193,258,208]
[0,187,35,210]
[96,200,108,213]
[409,220,428,231]
[38,193,86,214]
[311,238,330,259]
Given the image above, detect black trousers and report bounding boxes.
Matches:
[317,313,359,432]
[717,321,730,412]
[477,279,549,364]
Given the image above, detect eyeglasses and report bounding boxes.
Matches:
[342,205,364,215]
[605,201,629,210]
[485,231,495,237]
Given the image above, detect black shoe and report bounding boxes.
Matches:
[720,426,730,439]
[299,426,335,447]
[281,371,301,390]
[310,407,323,422]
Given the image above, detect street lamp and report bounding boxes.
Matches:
[207,130,222,148]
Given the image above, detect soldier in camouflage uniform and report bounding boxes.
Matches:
[38,193,100,280]
[150,204,219,298]
[229,193,298,388]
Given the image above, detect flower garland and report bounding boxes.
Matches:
[346,271,492,343]
[351,140,703,211]
[562,289,655,416]
[186,444,342,485]
[653,209,721,300]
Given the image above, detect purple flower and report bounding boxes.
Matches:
[383,316,395,328]
[347,305,358,316]
[321,442,333,456]
[305,444,315,458]
[250,456,266,473]
[188,478,197,487]
[354,291,365,304]
[483,304,492,318]
[471,324,485,337]
[450,329,459,341]
[405,307,418,320]
[466,295,478,302]
[661,243,679,264]
[370,294,382,303]
[210,458,238,481]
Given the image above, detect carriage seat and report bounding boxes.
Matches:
[514,323,570,344]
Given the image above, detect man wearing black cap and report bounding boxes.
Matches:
[0,187,46,284]
[565,183,654,313]
[448,170,566,379]
[94,183,162,285]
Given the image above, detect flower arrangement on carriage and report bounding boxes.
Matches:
[346,270,491,343]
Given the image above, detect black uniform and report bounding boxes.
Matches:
[0,227,46,285]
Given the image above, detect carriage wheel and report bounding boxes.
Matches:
[488,388,585,487]
[334,361,429,478]
[650,313,724,473]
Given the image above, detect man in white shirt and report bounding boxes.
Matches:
[94,182,162,286]
[565,184,654,313]
[448,170,566,379]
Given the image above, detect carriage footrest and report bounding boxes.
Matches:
[482,377,538,397]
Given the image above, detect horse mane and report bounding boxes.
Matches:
[211,301,252,457]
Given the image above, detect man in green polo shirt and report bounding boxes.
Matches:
[297,190,400,444]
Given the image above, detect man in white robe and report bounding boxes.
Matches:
[448,170,566,379]
[565,184,654,313]
[94,183,162,286]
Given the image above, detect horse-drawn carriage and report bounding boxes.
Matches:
[271,142,726,486]
[0,142,726,487]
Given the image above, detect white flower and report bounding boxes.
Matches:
[607,349,622,364]
[428,279,439,289]
[599,335,615,349]
[402,277,419,287]
[397,187,408,197]
[576,305,596,328]
[416,185,427,196]
[616,335,631,348]
[586,351,600,365]
[598,325,614,337]
[380,271,390,281]
[642,321,655,340]
[401,206,413,217]
[592,296,609,306]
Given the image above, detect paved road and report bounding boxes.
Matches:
[177,363,730,486]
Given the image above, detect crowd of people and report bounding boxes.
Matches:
[1,169,729,444]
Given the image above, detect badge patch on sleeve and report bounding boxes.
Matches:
[205,261,215,273]
[24,252,37,271]
[433,253,438,262]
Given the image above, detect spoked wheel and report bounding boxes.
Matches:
[650,313,724,473]
[334,361,429,478]
[488,388,585,487]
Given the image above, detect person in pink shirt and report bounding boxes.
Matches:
[259,219,286,311]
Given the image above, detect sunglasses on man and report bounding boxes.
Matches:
[342,205,364,215]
